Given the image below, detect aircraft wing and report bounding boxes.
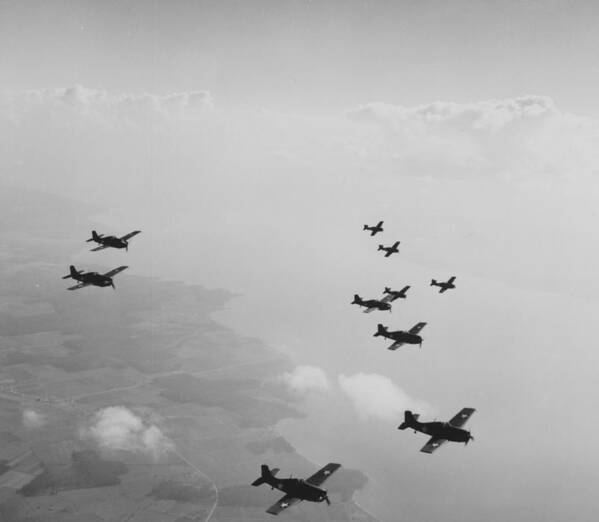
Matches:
[90,245,109,252]
[387,341,405,351]
[119,230,141,241]
[408,322,427,335]
[381,294,395,304]
[449,407,476,428]
[306,462,341,487]
[266,495,300,515]
[447,276,456,284]
[102,265,129,278]
[420,437,447,454]
[384,250,394,257]
[439,287,448,293]
[67,282,90,291]
[364,307,377,313]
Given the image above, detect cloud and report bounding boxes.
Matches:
[80,406,173,459]
[279,365,331,394]
[346,95,599,178]
[338,373,431,422]
[1,85,213,128]
[22,409,46,429]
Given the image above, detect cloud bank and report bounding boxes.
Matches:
[347,95,599,178]
[1,85,213,128]
[80,406,173,459]
[279,365,331,394]
[338,373,432,422]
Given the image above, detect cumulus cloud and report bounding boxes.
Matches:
[279,365,331,394]
[22,409,46,429]
[1,85,213,128]
[80,406,173,459]
[338,373,431,422]
[346,95,599,178]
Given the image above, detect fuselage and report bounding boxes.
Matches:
[96,236,127,249]
[384,330,422,345]
[75,272,113,287]
[385,290,407,299]
[272,478,328,503]
[362,299,391,311]
[413,421,471,443]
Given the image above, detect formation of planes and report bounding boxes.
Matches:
[57,221,473,516]
[253,219,475,516]
[62,230,141,291]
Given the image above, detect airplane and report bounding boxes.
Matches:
[86,230,141,251]
[62,265,128,291]
[252,462,341,515]
[383,285,410,301]
[431,276,456,293]
[363,220,384,236]
[378,241,400,257]
[398,408,476,454]
[373,322,426,350]
[351,294,392,313]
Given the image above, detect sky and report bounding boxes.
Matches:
[2,1,599,521]
[3,1,599,114]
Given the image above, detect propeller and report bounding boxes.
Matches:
[324,494,331,506]
[125,241,128,252]
[111,281,115,290]
[466,434,474,446]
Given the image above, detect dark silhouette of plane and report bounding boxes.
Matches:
[374,322,427,350]
[398,408,476,454]
[252,463,341,515]
[378,241,400,257]
[62,265,128,290]
[351,294,392,313]
[363,220,384,236]
[431,276,456,293]
[86,230,141,251]
[383,285,410,301]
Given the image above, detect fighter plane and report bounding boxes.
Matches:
[378,241,400,257]
[351,294,392,313]
[252,462,341,515]
[86,230,141,251]
[363,220,384,236]
[62,265,128,290]
[374,322,426,350]
[430,276,456,293]
[383,285,410,301]
[398,408,476,454]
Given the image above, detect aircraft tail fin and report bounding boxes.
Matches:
[63,265,79,279]
[384,287,391,293]
[398,410,420,430]
[352,294,362,305]
[430,279,437,286]
[252,465,275,487]
[363,225,368,230]
[86,230,100,243]
[374,323,387,337]
[378,245,384,251]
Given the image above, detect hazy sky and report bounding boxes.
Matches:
[2,2,599,522]
[3,1,599,114]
